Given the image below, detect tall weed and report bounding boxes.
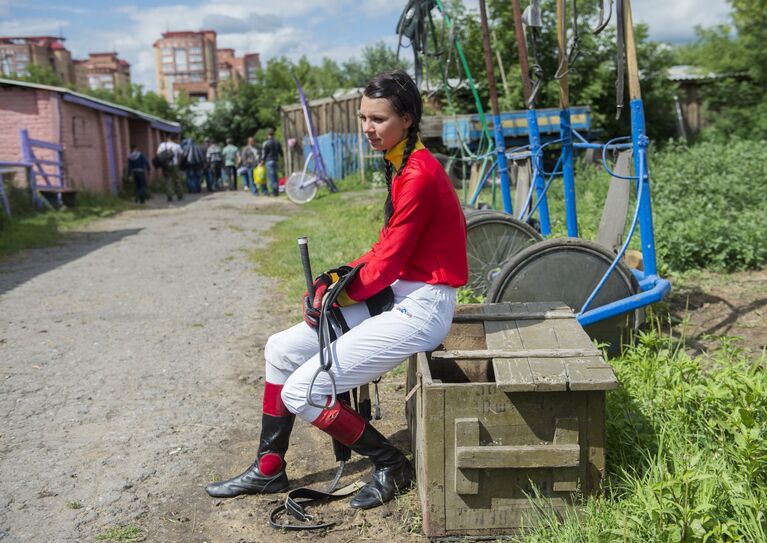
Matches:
[517,330,767,542]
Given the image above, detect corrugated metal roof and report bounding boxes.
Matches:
[0,78,181,133]
[667,64,748,82]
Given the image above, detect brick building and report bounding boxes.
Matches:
[0,78,180,195]
[216,48,243,87]
[0,36,77,85]
[76,52,131,91]
[243,53,261,83]
[153,30,218,102]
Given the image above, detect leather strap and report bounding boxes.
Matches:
[269,481,365,531]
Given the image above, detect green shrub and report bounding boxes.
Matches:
[518,330,767,542]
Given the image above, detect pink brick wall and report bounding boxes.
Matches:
[0,87,58,182]
[59,100,109,193]
[1,84,178,194]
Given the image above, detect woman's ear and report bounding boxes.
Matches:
[402,113,414,131]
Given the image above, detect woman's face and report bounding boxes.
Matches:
[359,96,412,152]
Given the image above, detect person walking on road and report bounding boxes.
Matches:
[182,137,206,194]
[205,141,224,192]
[205,71,468,510]
[156,135,183,202]
[222,138,240,191]
[261,128,282,196]
[127,144,150,204]
[240,137,261,194]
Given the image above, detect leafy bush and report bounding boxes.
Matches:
[651,140,767,273]
[520,330,767,542]
[539,139,767,274]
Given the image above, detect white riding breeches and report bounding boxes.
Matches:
[264,280,456,423]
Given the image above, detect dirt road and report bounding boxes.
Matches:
[0,192,420,543]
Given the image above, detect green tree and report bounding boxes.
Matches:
[674,0,767,140]
[4,64,64,86]
[418,0,675,139]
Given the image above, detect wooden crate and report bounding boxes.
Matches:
[406,302,618,538]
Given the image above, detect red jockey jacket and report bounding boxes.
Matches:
[343,146,468,302]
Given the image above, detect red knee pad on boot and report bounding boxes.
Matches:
[263,382,291,417]
[258,452,284,477]
[311,399,366,446]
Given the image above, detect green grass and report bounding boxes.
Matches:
[95,524,144,542]
[249,175,384,317]
[0,183,134,259]
[515,329,767,542]
[249,181,766,541]
[474,139,767,274]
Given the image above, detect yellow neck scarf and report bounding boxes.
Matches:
[384,136,425,171]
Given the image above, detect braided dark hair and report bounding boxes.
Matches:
[363,71,422,228]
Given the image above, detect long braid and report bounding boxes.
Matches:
[383,126,419,228]
[383,159,395,228]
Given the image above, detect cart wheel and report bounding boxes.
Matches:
[487,238,639,356]
[466,212,544,297]
[285,172,319,204]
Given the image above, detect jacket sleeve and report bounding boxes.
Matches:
[344,168,435,301]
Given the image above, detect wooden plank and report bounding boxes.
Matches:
[565,357,619,390]
[431,348,601,359]
[455,444,580,469]
[443,322,486,351]
[586,391,607,494]
[492,358,535,391]
[515,317,559,349]
[528,358,568,391]
[484,319,522,350]
[417,367,446,537]
[553,417,579,445]
[454,418,480,495]
[548,315,598,351]
[452,302,574,322]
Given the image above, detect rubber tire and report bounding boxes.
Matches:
[466,212,544,297]
[285,172,319,204]
[487,237,640,357]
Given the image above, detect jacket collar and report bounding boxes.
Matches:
[384,136,425,171]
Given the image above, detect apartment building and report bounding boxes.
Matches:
[76,52,131,91]
[243,53,261,83]
[153,30,218,102]
[0,36,77,85]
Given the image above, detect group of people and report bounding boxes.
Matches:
[126,129,283,203]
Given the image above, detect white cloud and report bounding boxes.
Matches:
[0,18,68,36]
[632,0,731,43]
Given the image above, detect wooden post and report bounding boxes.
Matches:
[622,0,642,100]
[478,0,501,118]
[511,0,532,105]
[556,0,569,109]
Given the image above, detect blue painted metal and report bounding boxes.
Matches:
[559,109,578,237]
[578,277,670,326]
[527,109,551,235]
[493,114,513,214]
[103,115,119,195]
[442,106,591,149]
[631,98,659,277]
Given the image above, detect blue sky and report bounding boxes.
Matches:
[0,0,732,92]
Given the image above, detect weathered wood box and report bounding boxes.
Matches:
[406,302,618,538]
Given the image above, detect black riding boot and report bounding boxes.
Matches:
[348,423,414,509]
[205,413,294,497]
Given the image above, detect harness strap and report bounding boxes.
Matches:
[268,481,366,531]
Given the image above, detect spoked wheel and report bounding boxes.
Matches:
[487,238,640,357]
[285,172,319,204]
[466,211,544,297]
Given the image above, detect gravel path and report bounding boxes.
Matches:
[0,192,298,542]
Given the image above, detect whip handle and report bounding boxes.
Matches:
[297,237,314,298]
